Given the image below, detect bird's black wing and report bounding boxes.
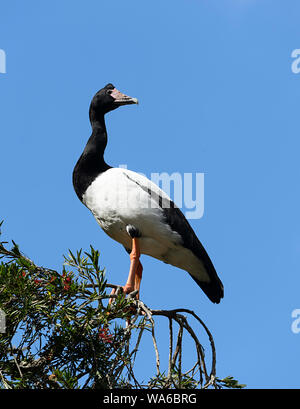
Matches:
[162,203,224,303]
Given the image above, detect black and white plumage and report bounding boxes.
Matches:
[73,84,224,303]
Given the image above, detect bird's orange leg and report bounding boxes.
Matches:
[123,237,140,294]
[108,237,142,304]
[134,261,143,299]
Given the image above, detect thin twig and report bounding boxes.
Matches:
[0,370,11,389]
[167,317,173,383]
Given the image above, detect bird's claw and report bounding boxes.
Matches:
[128,289,139,299]
[109,285,139,304]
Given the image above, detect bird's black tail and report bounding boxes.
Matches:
[189,273,224,304]
[161,204,224,303]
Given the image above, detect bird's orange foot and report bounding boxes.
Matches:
[108,285,138,305]
[122,284,135,294]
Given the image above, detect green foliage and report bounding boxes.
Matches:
[148,367,199,389]
[0,230,135,388]
[216,376,246,389]
[0,223,245,389]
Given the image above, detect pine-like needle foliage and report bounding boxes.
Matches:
[0,222,245,389]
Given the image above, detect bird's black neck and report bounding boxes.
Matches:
[85,116,108,159]
[73,114,111,201]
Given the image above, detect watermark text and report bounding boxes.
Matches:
[118,165,204,220]
[0,49,6,74]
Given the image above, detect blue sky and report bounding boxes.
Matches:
[1,0,300,388]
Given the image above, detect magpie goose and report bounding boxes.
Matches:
[72,84,224,303]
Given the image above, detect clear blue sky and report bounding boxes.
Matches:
[1,0,300,388]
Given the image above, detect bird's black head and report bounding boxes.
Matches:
[89,83,138,121]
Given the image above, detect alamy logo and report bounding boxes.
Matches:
[118,165,204,220]
[0,49,6,74]
[291,49,300,74]
[291,309,300,334]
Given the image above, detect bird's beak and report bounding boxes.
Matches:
[111,88,138,106]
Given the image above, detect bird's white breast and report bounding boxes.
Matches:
[83,168,209,282]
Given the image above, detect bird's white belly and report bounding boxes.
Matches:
[82,168,182,259]
[83,168,209,281]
